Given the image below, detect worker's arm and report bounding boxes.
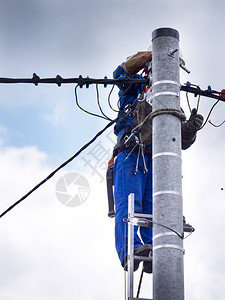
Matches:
[123,51,152,75]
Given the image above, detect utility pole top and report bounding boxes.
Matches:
[152,28,180,41]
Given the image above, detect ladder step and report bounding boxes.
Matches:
[133,213,153,219]
[134,255,152,262]
[132,298,153,300]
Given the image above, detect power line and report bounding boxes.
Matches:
[0,74,225,102]
[0,116,120,220]
[0,74,149,87]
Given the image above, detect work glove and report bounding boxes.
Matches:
[186,108,204,132]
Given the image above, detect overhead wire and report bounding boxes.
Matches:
[74,84,109,120]
[0,76,223,219]
[196,93,201,113]
[108,85,119,113]
[185,89,201,113]
[117,84,132,110]
[0,106,131,220]
[200,99,220,129]
[0,119,112,219]
[95,84,113,121]
[208,119,225,127]
[186,92,192,113]
[183,91,221,133]
[0,78,139,219]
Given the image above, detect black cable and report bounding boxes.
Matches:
[186,92,192,113]
[201,99,220,129]
[209,119,225,127]
[95,84,112,121]
[185,90,201,114]
[182,98,221,133]
[136,269,144,298]
[196,93,201,113]
[0,117,120,220]
[123,218,183,239]
[184,231,194,240]
[146,219,184,239]
[117,84,132,110]
[0,75,149,86]
[74,84,109,120]
[181,84,225,102]
[108,85,119,113]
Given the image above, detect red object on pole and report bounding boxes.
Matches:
[221,89,225,99]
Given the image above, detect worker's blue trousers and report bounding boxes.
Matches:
[113,148,153,265]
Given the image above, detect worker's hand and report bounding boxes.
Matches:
[124,51,152,75]
[186,108,204,132]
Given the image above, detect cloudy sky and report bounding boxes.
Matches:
[0,0,224,299]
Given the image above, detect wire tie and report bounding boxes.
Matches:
[78,75,84,88]
[32,73,40,86]
[85,76,90,88]
[104,76,107,88]
[55,75,63,87]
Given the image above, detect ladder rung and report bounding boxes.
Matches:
[134,255,152,262]
[133,213,153,219]
[132,298,153,300]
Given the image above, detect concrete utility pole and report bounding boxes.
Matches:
[152,28,184,300]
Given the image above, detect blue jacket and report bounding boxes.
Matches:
[113,64,144,139]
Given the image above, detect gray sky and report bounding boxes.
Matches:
[0,1,224,299]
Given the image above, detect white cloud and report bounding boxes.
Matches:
[0,140,124,300]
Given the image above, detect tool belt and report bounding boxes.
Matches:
[113,129,152,158]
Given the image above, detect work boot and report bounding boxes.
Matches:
[123,244,152,272]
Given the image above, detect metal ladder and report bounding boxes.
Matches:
[126,193,153,300]
[125,193,194,300]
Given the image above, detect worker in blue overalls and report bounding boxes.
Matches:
[112,51,203,273]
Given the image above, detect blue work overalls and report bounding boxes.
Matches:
[113,64,153,265]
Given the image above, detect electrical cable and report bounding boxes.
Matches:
[182,96,221,133]
[209,119,225,127]
[74,84,109,120]
[201,99,220,129]
[0,115,126,220]
[123,218,183,239]
[0,79,137,220]
[186,92,192,113]
[108,85,119,113]
[95,84,112,121]
[117,84,132,110]
[183,231,194,239]
[136,269,144,298]
[185,90,201,113]
[196,93,201,113]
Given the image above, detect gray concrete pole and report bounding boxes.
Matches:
[152,28,184,300]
